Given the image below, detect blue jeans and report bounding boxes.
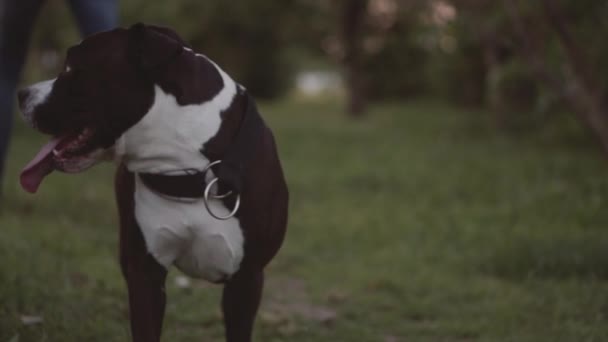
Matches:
[0,0,118,190]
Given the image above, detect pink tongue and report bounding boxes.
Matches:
[20,137,63,193]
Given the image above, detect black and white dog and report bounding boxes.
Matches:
[18,23,288,342]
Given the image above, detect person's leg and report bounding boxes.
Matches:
[67,0,119,37]
[0,0,45,193]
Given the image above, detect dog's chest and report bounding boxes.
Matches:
[133,177,244,282]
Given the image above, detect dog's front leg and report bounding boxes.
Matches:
[116,165,167,342]
[123,251,167,342]
[222,267,264,342]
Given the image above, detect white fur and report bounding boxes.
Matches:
[114,59,237,172]
[21,79,56,125]
[134,176,244,281]
[115,54,245,281]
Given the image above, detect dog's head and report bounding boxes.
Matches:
[18,23,188,193]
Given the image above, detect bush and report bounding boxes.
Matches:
[363,26,430,100]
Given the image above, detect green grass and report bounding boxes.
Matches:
[2,99,608,341]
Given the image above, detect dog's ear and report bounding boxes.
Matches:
[146,25,191,48]
[128,23,185,70]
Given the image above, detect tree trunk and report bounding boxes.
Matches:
[504,0,608,154]
[482,35,507,126]
[539,0,608,153]
[341,0,368,117]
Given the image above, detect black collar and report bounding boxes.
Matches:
[138,90,265,198]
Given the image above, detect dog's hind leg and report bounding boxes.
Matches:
[222,266,264,342]
[116,165,168,342]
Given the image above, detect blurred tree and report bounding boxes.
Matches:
[433,0,608,142]
[504,0,608,153]
[340,0,368,117]
[25,0,608,150]
[124,0,295,99]
[27,0,295,99]
[293,0,430,117]
[425,0,487,107]
[363,0,429,102]
[433,0,536,126]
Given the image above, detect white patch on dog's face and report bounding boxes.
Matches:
[20,79,56,126]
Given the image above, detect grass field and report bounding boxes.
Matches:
[1,99,608,341]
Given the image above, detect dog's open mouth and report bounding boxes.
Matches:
[20,128,97,193]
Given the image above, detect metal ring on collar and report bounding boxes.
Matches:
[203,177,241,220]
[202,160,233,199]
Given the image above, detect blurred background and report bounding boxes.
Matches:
[2,0,608,341]
[19,0,608,126]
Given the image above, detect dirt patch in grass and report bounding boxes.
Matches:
[260,276,338,336]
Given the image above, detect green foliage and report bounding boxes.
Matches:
[2,100,608,341]
[492,60,538,111]
[559,0,608,93]
[122,0,297,99]
[427,42,486,106]
[21,0,608,126]
[440,0,608,115]
[364,19,430,100]
[28,0,295,99]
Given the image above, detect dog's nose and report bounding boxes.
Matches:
[17,89,29,109]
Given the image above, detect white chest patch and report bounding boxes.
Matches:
[134,177,244,281]
[115,52,245,281]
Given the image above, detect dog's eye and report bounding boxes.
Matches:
[61,65,83,80]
